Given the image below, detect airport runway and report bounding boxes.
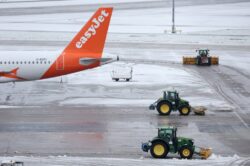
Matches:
[0,104,249,157]
[0,0,250,165]
[0,61,249,158]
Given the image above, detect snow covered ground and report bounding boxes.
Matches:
[1,154,250,166]
[0,0,250,165]
[0,0,159,9]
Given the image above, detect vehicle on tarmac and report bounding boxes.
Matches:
[149,91,191,115]
[183,49,219,65]
[141,127,212,159]
[111,66,133,82]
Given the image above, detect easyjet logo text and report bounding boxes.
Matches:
[76,10,109,49]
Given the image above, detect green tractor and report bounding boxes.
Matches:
[141,127,212,159]
[149,91,191,116]
[196,49,211,65]
[195,49,219,65]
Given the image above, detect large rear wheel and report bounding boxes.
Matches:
[150,141,169,158]
[179,146,193,159]
[157,101,172,115]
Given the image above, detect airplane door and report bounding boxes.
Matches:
[56,53,64,70]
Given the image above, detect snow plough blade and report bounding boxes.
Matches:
[195,147,212,159]
[183,56,219,65]
[211,56,219,65]
[191,106,207,115]
[183,56,196,65]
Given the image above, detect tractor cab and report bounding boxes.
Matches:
[196,49,211,65]
[164,91,181,108]
[197,49,209,57]
[158,127,177,142]
[164,91,179,101]
[158,127,179,152]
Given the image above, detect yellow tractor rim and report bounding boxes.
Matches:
[182,149,191,157]
[153,144,165,156]
[160,104,170,114]
[182,107,189,114]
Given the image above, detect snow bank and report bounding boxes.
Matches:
[0,154,248,166]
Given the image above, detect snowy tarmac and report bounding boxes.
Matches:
[0,0,250,165]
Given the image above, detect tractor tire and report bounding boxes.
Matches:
[156,101,172,115]
[150,140,169,158]
[196,57,201,65]
[179,145,193,159]
[179,105,191,116]
[208,57,212,65]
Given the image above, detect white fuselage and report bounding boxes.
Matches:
[0,51,59,83]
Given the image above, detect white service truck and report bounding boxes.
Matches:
[111,66,133,82]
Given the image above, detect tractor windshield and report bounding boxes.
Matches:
[159,128,173,138]
[199,50,208,56]
[168,92,176,99]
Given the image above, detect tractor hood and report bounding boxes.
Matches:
[180,99,189,105]
[178,137,194,145]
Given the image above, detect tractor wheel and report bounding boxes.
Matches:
[150,141,169,158]
[179,106,191,116]
[196,57,201,65]
[156,101,172,115]
[208,57,212,65]
[179,146,193,159]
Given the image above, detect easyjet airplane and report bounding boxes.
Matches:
[0,7,115,83]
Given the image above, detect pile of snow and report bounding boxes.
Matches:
[0,154,248,166]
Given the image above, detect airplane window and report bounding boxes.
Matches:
[44,61,47,64]
[4,62,6,64]
[32,61,34,64]
[40,61,43,64]
[24,62,26,64]
[20,62,22,64]
[0,62,2,64]
[16,62,19,64]
[36,61,39,64]
[12,62,14,64]
[8,61,10,64]
[28,61,30,64]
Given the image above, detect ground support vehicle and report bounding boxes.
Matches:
[142,127,212,159]
[149,91,191,115]
[111,66,133,82]
[183,49,219,65]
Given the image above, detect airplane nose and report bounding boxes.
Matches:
[101,52,119,65]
